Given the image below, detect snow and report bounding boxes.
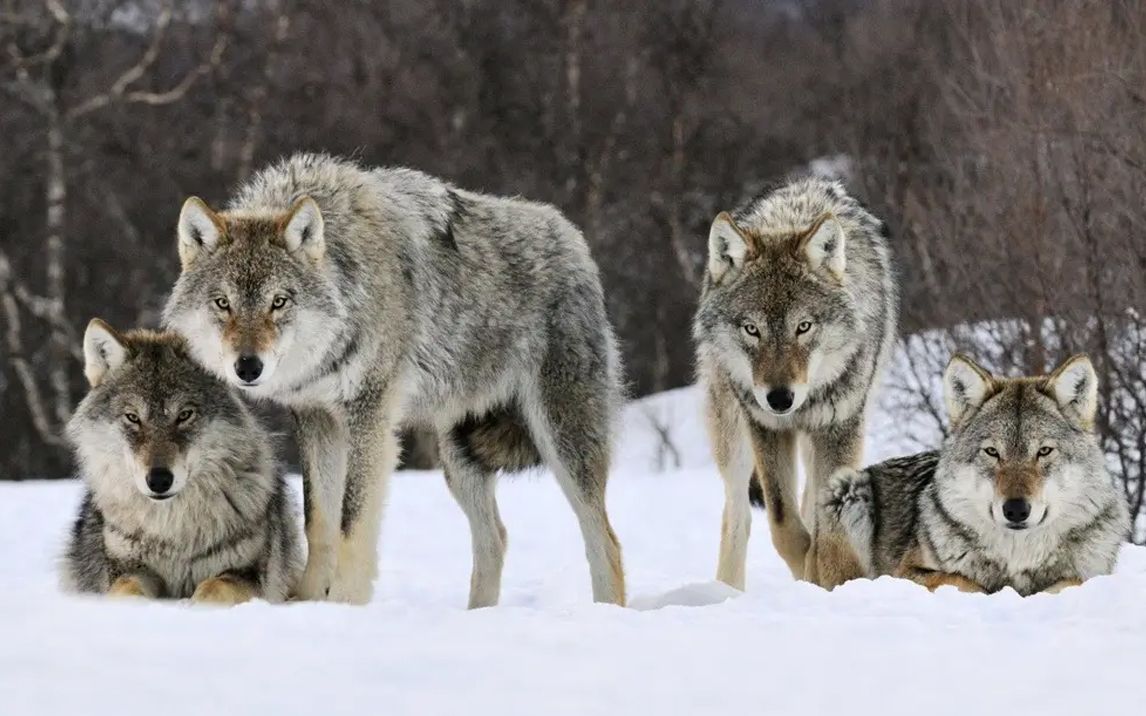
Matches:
[3,385,1145,715]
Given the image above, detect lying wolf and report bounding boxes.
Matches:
[63,321,301,603]
[164,153,625,606]
[815,354,1129,594]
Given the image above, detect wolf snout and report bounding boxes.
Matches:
[765,387,795,413]
[146,467,175,499]
[1002,498,1031,527]
[234,355,264,384]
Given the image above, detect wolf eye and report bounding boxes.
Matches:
[983,447,1000,459]
[176,408,195,424]
[213,297,230,311]
[742,322,760,338]
[1037,446,1054,458]
[796,320,813,335]
[124,412,141,425]
[271,295,289,311]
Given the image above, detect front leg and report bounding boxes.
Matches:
[803,416,865,581]
[192,572,259,606]
[707,383,755,591]
[327,389,400,605]
[107,572,162,599]
[1041,578,1083,595]
[895,549,984,593]
[293,406,349,601]
[746,423,808,580]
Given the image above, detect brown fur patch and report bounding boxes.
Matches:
[994,462,1044,501]
[1042,578,1083,594]
[191,575,257,606]
[108,575,153,599]
[809,532,867,590]
[753,345,810,388]
[895,547,983,593]
[222,314,279,355]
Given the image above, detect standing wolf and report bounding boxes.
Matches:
[815,354,1129,594]
[63,321,300,603]
[164,153,625,606]
[694,178,896,587]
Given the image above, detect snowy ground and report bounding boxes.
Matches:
[3,386,1145,715]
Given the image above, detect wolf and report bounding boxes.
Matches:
[62,320,301,604]
[694,177,896,588]
[163,153,626,607]
[815,354,1130,595]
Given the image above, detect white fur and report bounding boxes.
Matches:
[1050,355,1097,427]
[83,321,127,387]
[707,213,751,282]
[944,356,992,427]
[283,197,326,261]
[803,217,846,278]
[178,197,223,263]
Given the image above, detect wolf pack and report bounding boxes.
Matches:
[61,154,1130,607]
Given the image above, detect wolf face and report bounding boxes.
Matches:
[163,196,345,394]
[698,211,861,417]
[67,320,252,503]
[939,353,1106,534]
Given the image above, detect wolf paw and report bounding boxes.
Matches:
[191,577,255,606]
[107,575,154,599]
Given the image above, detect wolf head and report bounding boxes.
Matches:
[939,353,1107,533]
[696,209,860,416]
[162,196,344,394]
[67,320,257,503]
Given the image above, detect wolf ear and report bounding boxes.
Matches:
[281,196,325,261]
[707,212,753,283]
[800,214,846,279]
[1047,354,1098,430]
[178,197,225,269]
[83,319,128,387]
[944,354,994,428]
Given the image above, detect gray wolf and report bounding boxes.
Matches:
[62,320,301,604]
[816,353,1129,594]
[694,177,896,588]
[163,153,626,606]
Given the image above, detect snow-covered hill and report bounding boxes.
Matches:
[2,385,1144,715]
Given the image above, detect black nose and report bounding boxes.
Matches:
[234,355,263,383]
[146,467,174,495]
[1002,498,1031,524]
[766,387,795,412]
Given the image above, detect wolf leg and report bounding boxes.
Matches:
[439,433,507,609]
[1042,578,1083,594]
[293,407,349,601]
[746,423,808,579]
[191,574,258,606]
[328,393,398,605]
[706,384,754,590]
[107,573,161,599]
[804,417,865,579]
[811,468,874,589]
[524,375,625,606]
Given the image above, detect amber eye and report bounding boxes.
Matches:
[983,447,1000,459]
[271,295,289,311]
[1037,446,1054,458]
[214,297,230,311]
[796,320,813,335]
[176,408,195,424]
[124,412,141,425]
[742,323,760,338]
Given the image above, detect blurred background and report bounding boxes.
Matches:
[0,0,1142,530]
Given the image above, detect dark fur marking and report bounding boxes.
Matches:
[765,473,784,524]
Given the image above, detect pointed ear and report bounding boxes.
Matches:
[944,354,995,428]
[799,214,846,279]
[178,197,225,269]
[707,212,753,283]
[1047,354,1098,429]
[83,319,129,387]
[281,197,325,261]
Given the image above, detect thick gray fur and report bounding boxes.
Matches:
[163,153,626,606]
